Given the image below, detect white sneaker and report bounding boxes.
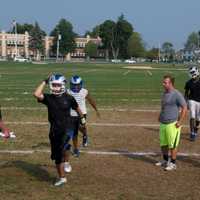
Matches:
[54,177,67,186]
[64,162,72,173]
[155,160,168,167]
[164,162,176,171]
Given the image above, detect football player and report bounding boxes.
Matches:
[33,73,85,186]
[184,66,200,141]
[67,75,100,157]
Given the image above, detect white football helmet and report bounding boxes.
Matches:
[49,74,66,95]
[189,66,200,79]
[70,75,83,93]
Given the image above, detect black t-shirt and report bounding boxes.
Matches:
[185,78,200,102]
[38,93,78,134]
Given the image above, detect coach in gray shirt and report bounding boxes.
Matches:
[156,74,187,171]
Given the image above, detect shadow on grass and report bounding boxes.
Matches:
[178,156,200,168]
[113,149,159,165]
[113,150,200,168]
[0,160,54,182]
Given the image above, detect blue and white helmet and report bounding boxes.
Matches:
[49,74,66,95]
[70,75,83,93]
[189,66,199,79]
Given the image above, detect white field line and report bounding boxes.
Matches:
[4,121,189,128]
[123,66,187,71]
[0,98,161,102]
[1,107,160,112]
[147,70,152,76]
[123,70,131,75]
[0,149,199,157]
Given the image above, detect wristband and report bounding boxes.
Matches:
[80,117,86,125]
[44,78,49,84]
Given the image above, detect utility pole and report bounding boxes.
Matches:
[158,42,161,63]
[56,34,61,61]
[13,20,18,57]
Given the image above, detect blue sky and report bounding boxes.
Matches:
[0,0,200,49]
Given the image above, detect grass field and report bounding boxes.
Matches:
[0,61,200,200]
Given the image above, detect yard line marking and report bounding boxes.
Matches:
[147,70,152,76]
[123,70,131,75]
[0,149,200,157]
[1,107,160,112]
[4,121,189,127]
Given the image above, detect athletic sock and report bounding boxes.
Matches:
[163,154,168,161]
[171,159,176,164]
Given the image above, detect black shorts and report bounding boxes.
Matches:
[49,129,72,164]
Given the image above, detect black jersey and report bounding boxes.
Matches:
[38,93,78,134]
[185,78,200,102]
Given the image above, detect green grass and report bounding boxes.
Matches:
[0,61,188,107]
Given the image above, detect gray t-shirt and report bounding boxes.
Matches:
[159,89,186,124]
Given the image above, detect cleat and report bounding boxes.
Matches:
[164,162,176,171]
[190,133,196,141]
[54,177,67,186]
[64,162,72,173]
[73,148,80,157]
[155,160,168,167]
[82,135,88,147]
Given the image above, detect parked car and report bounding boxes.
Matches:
[14,56,30,62]
[111,59,122,63]
[124,59,136,64]
[0,57,7,61]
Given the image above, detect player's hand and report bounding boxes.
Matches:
[43,73,52,84]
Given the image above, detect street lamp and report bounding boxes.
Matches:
[56,34,61,61]
[13,20,18,57]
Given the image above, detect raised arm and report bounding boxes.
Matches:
[33,81,46,100]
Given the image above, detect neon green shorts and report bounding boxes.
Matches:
[159,122,181,149]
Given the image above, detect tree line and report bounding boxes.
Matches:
[8,15,200,61]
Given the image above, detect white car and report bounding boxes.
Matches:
[124,59,136,64]
[14,56,29,62]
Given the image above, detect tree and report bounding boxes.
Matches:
[85,25,100,37]
[116,14,133,58]
[12,23,34,34]
[99,14,133,60]
[29,22,46,60]
[50,18,76,58]
[185,32,199,50]
[161,42,175,62]
[127,32,145,58]
[99,20,116,61]
[146,48,159,61]
[84,41,98,60]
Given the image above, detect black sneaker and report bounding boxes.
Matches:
[190,133,196,141]
[73,148,80,157]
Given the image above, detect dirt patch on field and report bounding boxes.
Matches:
[0,152,200,200]
[123,66,152,69]
[1,109,200,200]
